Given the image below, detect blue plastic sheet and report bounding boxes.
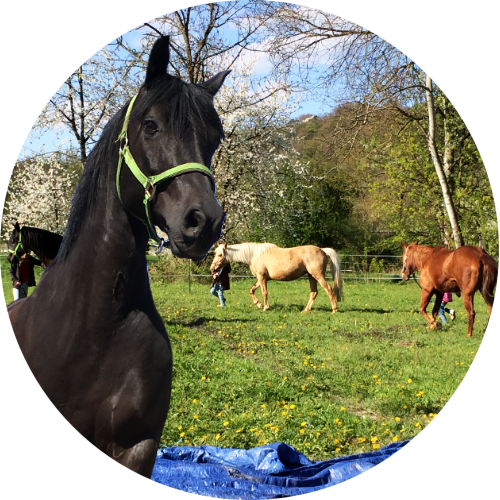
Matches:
[92,424,500,500]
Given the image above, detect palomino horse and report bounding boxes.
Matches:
[210,242,343,312]
[401,242,497,337]
[8,37,228,477]
[7,222,63,267]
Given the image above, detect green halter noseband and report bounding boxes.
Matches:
[116,93,215,251]
[9,227,25,261]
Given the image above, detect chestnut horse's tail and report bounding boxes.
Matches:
[481,252,498,306]
[322,248,343,301]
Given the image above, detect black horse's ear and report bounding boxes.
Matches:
[198,70,231,97]
[14,222,20,231]
[145,36,170,85]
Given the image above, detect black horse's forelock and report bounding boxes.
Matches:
[135,74,225,139]
[57,74,224,262]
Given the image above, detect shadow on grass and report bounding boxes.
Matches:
[340,307,396,314]
[167,316,259,328]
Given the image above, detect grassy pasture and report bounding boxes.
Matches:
[151,276,487,460]
[2,258,488,460]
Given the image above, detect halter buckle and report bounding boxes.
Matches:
[156,238,166,254]
[145,179,156,200]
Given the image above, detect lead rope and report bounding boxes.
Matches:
[115,94,215,253]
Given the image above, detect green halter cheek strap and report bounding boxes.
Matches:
[116,94,215,247]
[9,228,25,261]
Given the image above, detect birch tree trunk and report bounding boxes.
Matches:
[408,0,464,248]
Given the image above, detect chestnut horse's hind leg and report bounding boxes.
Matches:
[109,439,157,500]
[0,448,38,500]
[462,293,476,337]
[420,289,442,330]
[303,275,318,312]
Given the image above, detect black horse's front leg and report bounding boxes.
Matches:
[109,439,158,500]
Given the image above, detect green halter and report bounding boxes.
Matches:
[116,93,215,250]
[9,228,25,261]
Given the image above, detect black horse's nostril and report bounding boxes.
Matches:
[182,208,208,245]
[185,209,205,229]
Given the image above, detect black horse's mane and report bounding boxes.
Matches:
[57,74,225,262]
[22,226,63,258]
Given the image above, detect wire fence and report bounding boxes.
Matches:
[159,255,411,286]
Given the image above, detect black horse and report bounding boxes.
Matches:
[7,222,63,267]
[8,37,228,477]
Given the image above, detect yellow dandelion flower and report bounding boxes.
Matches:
[290,405,296,410]
[201,376,206,380]
[395,417,400,421]
[192,399,197,404]
[215,434,221,440]
[341,407,346,411]
[180,432,185,437]
[372,444,380,450]
[392,436,398,442]
[193,415,199,419]
[301,422,307,427]
[299,429,305,434]
[224,421,229,426]
[371,437,378,444]
[358,437,366,443]
[407,379,412,384]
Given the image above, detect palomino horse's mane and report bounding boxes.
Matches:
[226,242,278,265]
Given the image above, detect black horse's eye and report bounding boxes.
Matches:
[144,120,158,135]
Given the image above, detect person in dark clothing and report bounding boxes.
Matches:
[210,262,231,307]
[9,252,42,300]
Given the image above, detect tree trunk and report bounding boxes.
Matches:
[425,75,464,248]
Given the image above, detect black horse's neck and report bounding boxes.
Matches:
[36,111,155,316]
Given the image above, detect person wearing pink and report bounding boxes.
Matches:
[439,291,459,324]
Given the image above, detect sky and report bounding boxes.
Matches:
[19,9,333,159]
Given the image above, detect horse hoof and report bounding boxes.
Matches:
[256,303,263,310]
[435,322,442,330]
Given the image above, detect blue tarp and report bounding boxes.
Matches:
[92,424,500,500]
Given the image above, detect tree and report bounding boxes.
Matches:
[2,154,77,238]
[0,0,136,164]
[114,3,296,239]
[135,1,279,84]
[274,0,500,247]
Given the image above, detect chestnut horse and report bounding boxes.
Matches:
[401,242,497,336]
[210,242,343,312]
[8,37,228,477]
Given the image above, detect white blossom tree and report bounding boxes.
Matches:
[2,154,77,238]
[0,0,137,164]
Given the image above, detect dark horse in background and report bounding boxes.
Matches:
[7,222,63,267]
[401,242,497,337]
[8,37,228,477]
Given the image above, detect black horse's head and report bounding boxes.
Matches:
[118,36,228,260]
[400,241,419,281]
[6,222,22,263]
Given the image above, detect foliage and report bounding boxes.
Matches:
[273,0,500,246]
[2,154,78,239]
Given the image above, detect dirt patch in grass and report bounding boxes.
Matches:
[394,339,415,347]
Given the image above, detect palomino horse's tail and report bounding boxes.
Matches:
[322,248,343,301]
[481,252,498,306]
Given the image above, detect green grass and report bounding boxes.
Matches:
[2,257,488,460]
[151,277,487,459]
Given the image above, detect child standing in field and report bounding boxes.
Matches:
[9,252,42,300]
[438,292,459,324]
[210,262,231,307]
